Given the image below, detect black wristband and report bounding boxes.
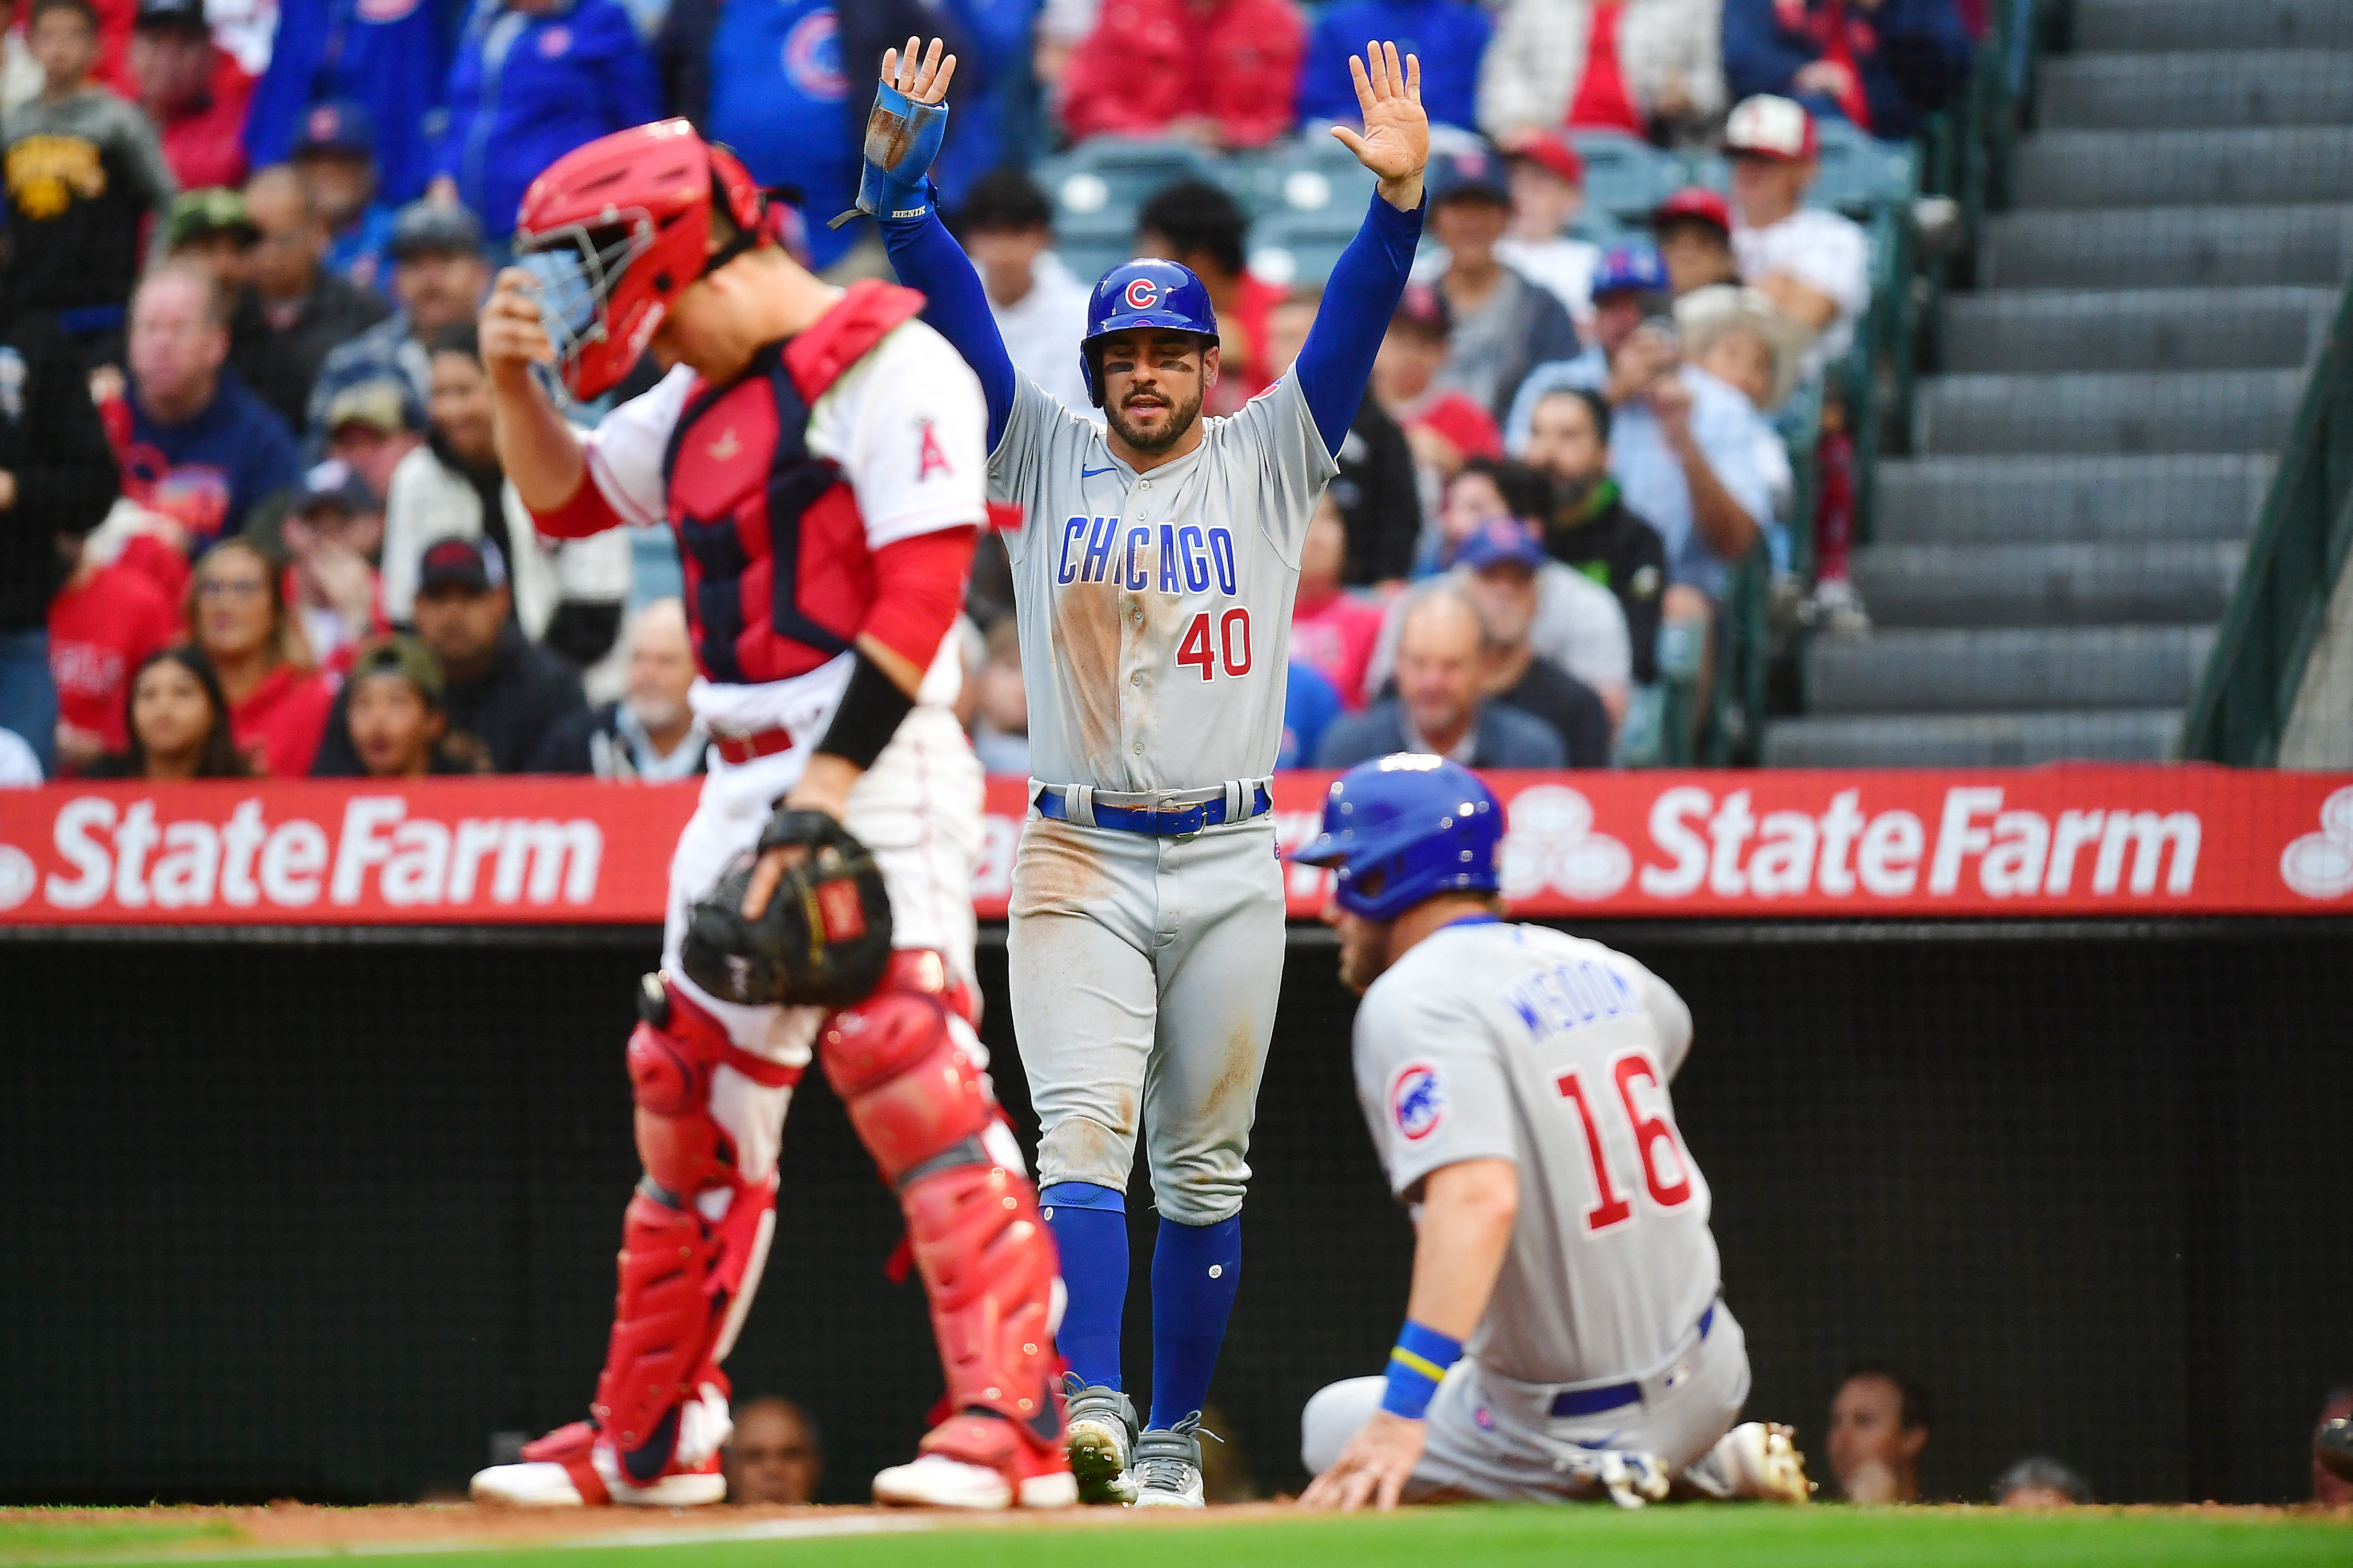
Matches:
[813,650,917,771]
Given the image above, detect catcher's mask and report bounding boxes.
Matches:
[512,119,775,403]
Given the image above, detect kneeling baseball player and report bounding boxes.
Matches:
[1291,756,1811,1510]
[465,122,1071,1511]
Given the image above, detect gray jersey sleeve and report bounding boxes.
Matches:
[1227,373,1339,570]
[1354,972,1523,1201]
[1621,956,1694,1080]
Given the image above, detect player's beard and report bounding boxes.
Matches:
[1106,381,1205,456]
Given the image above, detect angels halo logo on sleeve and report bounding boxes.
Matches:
[1390,1062,1446,1141]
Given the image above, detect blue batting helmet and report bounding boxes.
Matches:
[1289,755,1503,922]
[1079,258,1218,407]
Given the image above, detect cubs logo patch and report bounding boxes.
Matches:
[1124,277,1160,311]
[782,10,845,100]
[1391,1062,1445,1141]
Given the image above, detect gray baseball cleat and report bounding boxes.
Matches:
[2320,1417,2353,1484]
[1129,1412,1210,1508]
[1060,1374,1139,1505]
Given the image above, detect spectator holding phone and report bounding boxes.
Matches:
[1505,241,1767,607]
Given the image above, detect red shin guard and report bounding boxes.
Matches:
[820,957,1065,1453]
[569,976,802,1475]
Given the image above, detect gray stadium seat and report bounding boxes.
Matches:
[1939,286,2336,373]
[1567,130,1681,222]
[1872,455,2274,544]
[1979,204,2353,288]
[2014,127,2353,208]
[1763,709,2186,766]
[1804,626,2218,713]
[1911,368,2303,456]
[2073,0,2353,52]
[2040,49,2353,129]
[1847,542,2243,628]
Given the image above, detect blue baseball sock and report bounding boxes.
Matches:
[1147,1213,1242,1430]
[1040,1182,1127,1392]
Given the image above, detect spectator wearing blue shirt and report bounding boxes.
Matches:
[1722,0,1973,144]
[124,263,301,551]
[429,0,662,242]
[245,0,456,209]
[1279,660,1343,769]
[1317,584,1565,769]
[1297,0,1489,131]
[288,100,400,294]
[1503,242,1767,605]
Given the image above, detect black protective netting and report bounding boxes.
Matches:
[2,920,2346,1507]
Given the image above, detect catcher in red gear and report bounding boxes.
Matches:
[468,112,1073,1512]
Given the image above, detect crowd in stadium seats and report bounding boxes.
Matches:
[0,0,1984,783]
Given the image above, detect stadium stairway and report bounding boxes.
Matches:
[1767,0,2353,766]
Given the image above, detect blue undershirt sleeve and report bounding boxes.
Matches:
[879,203,1020,451]
[1293,188,1426,456]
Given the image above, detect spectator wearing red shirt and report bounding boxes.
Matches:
[187,535,333,775]
[1289,493,1385,708]
[1132,180,1285,413]
[48,538,180,769]
[129,0,250,191]
[85,644,251,779]
[1060,0,1304,150]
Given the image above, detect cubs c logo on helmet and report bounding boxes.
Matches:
[1124,278,1160,311]
[1392,1063,1446,1141]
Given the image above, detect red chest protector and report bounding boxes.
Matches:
[662,279,926,685]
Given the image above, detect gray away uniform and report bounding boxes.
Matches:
[1300,920,1754,1498]
[991,372,1334,1223]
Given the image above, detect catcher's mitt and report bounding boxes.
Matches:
[681,809,894,1008]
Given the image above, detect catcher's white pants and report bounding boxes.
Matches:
[660,703,985,1185]
[1005,811,1285,1226]
[1300,1300,1753,1501]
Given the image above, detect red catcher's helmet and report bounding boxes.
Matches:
[513,119,767,401]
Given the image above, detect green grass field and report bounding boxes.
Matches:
[6,1505,2350,1568]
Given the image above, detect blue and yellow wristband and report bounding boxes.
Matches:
[1379,1321,1463,1419]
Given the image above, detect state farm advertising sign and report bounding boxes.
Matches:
[1,769,2349,927]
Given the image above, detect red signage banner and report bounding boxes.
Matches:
[1,768,2349,927]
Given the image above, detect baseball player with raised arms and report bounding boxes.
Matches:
[1291,755,1811,1510]
[844,37,1429,1505]
[462,121,1073,1512]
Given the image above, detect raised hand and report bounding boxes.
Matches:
[1331,41,1429,209]
[882,34,957,106]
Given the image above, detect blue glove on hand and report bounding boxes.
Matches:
[832,79,949,230]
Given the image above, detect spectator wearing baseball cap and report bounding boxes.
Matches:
[129,0,251,192]
[285,100,398,294]
[4,0,178,337]
[1452,515,1614,766]
[160,186,256,289]
[1478,0,1728,151]
[229,165,394,435]
[316,378,427,506]
[1492,132,1601,334]
[1425,144,1582,426]
[304,201,490,451]
[1722,94,1870,382]
[1061,0,1304,152]
[243,0,451,211]
[1723,0,1972,145]
[334,633,489,777]
[1295,0,1489,133]
[1503,240,1770,607]
[424,0,661,242]
[312,536,585,775]
[279,457,388,675]
[1651,187,1740,300]
[1376,458,1631,723]
[1372,281,1503,536]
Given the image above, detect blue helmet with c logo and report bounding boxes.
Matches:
[1080,258,1218,408]
[1288,755,1504,922]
